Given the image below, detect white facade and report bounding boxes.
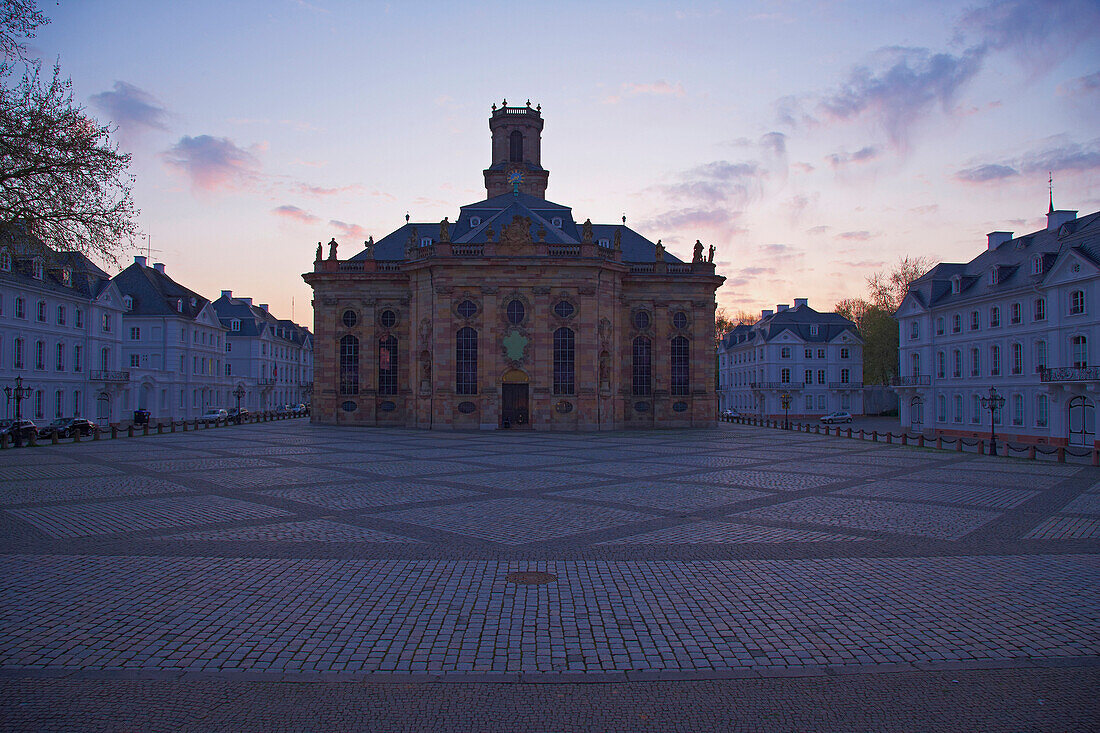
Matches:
[895,208,1099,447]
[717,299,864,418]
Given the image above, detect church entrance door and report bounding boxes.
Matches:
[501,384,529,428]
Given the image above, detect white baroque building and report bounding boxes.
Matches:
[212,291,313,411]
[0,224,128,423]
[717,299,864,418]
[895,207,1099,447]
[112,256,232,421]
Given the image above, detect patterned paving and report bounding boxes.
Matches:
[0,420,1096,685]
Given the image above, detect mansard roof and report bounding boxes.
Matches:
[212,294,312,344]
[721,303,859,349]
[112,261,210,319]
[0,223,113,300]
[902,209,1100,311]
[348,191,685,264]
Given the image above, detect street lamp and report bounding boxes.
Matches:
[3,376,34,448]
[979,386,1006,456]
[780,391,792,430]
[233,385,246,423]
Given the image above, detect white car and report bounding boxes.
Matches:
[200,408,229,423]
[819,411,853,424]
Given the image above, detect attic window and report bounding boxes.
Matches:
[32,258,44,279]
[189,297,197,308]
[61,268,71,286]
[470,216,481,228]
[420,237,432,247]
[989,268,998,285]
[123,295,133,310]
[231,319,240,331]
[1031,256,1042,275]
[951,276,961,294]
[176,299,183,312]
[597,238,610,248]
[0,250,10,271]
[551,217,562,228]
[809,325,819,336]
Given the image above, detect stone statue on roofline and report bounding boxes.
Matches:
[582,218,593,244]
[439,217,450,243]
[613,229,621,251]
[708,244,715,263]
[364,236,375,259]
[327,238,338,260]
[655,239,665,262]
[693,240,704,263]
[315,242,322,262]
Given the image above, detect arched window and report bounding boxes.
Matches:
[0,250,10,271]
[339,335,359,394]
[1036,394,1049,427]
[1035,340,1047,371]
[911,352,920,377]
[632,336,651,396]
[378,335,397,395]
[991,345,1001,376]
[506,299,525,325]
[1012,394,1024,426]
[670,335,690,395]
[553,327,574,394]
[100,347,110,371]
[13,338,24,369]
[1011,342,1023,374]
[509,130,523,163]
[455,327,477,394]
[1072,335,1088,368]
[1070,290,1085,315]
[937,394,946,422]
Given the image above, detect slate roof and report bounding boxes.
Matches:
[721,303,860,348]
[348,191,684,264]
[212,295,312,345]
[902,210,1100,311]
[112,262,210,319]
[0,223,114,300]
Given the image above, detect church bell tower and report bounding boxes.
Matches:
[483,100,549,199]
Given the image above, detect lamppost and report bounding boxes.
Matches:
[233,385,246,423]
[979,386,1006,456]
[3,376,34,448]
[780,391,792,430]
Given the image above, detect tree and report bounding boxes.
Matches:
[835,256,934,385]
[1,2,137,262]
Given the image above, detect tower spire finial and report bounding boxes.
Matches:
[1048,171,1054,215]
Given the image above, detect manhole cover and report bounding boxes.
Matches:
[505,571,558,585]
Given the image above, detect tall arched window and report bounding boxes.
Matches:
[455,327,478,394]
[670,335,690,395]
[339,335,359,394]
[553,327,574,394]
[632,336,651,396]
[378,335,397,395]
[1072,335,1088,368]
[509,130,523,162]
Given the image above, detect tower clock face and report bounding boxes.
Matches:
[508,170,524,185]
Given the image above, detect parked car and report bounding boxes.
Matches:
[133,409,151,426]
[199,408,229,423]
[721,408,739,419]
[292,404,307,414]
[0,419,39,441]
[820,411,853,424]
[228,407,250,423]
[38,417,99,439]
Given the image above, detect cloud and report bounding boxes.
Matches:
[658,161,765,206]
[760,243,793,255]
[806,225,830,235]
[604,80,685,104]
[791,162,815,174]
[162,135,262,191]
[759,132,787,156]
[910,204,940,215]
[959,0,1100,74]
[826,146,879,168]
[837,230,873,241]
[329,220,368,240]
[272,205,319,224]
[1058,71,1100,96]
[955,163,1019,182]
[642,208,737,231]
[89,81,169,138]
[293,182,365,197]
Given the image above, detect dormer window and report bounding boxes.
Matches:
[61,267,71,286]
[1031,256,1042,275]
[989,268,998,286]
[420,237,432,247]
[551,217,562,228]
[597,238,610,248]
[123,295,133,310]
[176,299,183,312]
[951,275,961,294]
[189,297,197,308]
[231,318,240,331]
[470,216,481,228]
[32,258,44,279]
[809,325,819,336]
[0,250,10,272]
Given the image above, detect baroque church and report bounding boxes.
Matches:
[304,102,725,429]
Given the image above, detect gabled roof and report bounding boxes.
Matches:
[721,303,860,349]
[347,191,684,264]
[0,223,113,300]
[212,294,312,344]
[112,261,210,319]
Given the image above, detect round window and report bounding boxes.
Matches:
[457,300,478,319]
[379,400,396,412]
[553,300,575,318]
[342,310,357,328]
[380,309,397,327]
[672,312,688,329]
[633,311,650,330]
[506,299,525,324]
[341,400,357,412]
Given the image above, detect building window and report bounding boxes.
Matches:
[73,390,80,416]
[470,216,481,228]
[804,395,813,411]
[1034,298,1046,321]
[1011,343,1023,374]
[1032,256,1042,275]
[840,347,850,359]
[130,354,140,367]
[1035,340,1047,371]
[378,335,397,395]
[672,311,688,329]
[971,394,981,424]
[912,353,921,377]
[670,335,689,395]
[457,300,478,319]
[953,349,961,378]
[0,250,9,271]
[130,327,140,340]
[1012,394,1024,426]
[73,345,81,372]
[840,368,850,384]
[36,300,46,322]
[1037,394,1049,427]
[12,337,23,369]
[75,308,83,328]
[952,314,961,333]
[809,325,819,336]
[597,238,610,248]
[380,309,397,328]
[339,335,359,395]
[803,369,812,384]
[57,305,66,325]
[970,348,980,377]
[632,336,651,396]
[936,317,944,335]
[937,394,946,422]
[455,326,478,395]
[936,351,945,378]
[804,348,813,359]
[989,307,999,328]
[953,394,963,423]
[951,276,961,294]
[551,217,562,228]
[101,347,110,371]
[781,367,791,384]
[55,343,64,371]
[909,321,918,340]
[509,130,523,162]
[1069,290,1085,315]
[33,340,44,370]
[989,268,998,285]
[102,314,111,332]
[231,318,241,331]
[780,346,791,359]
[225,364,231,376]
[123,295,133,310]
[1072,335,1088,368]
[32,259,43,279]
[14,296,24,319]
[969,311,979,330]
[553,327,575,394]
[815,369,824,385]
[34,389,43,418]
[506,299,525,325]
[1010,303,1021,324]
[553,300,575,319]
[991,345,1001,376]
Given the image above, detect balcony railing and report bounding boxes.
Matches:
[547,245,580,257]
[666,264,692,273]
[90,370,130,382]
[451,245,483,257]
[1040,366,1100,383]
[750,382,805,390]
[828,381,863,389]
[891,375,931,386]
[256,377,276,386]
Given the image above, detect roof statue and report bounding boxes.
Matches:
[655,239,665,262]
[708,244,715,263]
[327,238,338,260]
[613,229,622,251]
[439,217,450,243]
[364,236,374,259]
[582,218,593,244]
[693,240,704,263]
[315,242,322,262]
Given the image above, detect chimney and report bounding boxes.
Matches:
[793,298,808,308]
[987,231,1013,249]
[242,297,252,306]
[259,303,269,312]
[777,304,789,312]
[220,290,232,299]
[1046,210,1077,231]
[761,309,774,318]
[134,255,147,267]
[153,262,165,274]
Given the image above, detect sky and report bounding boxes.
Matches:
[26,0,1100,324]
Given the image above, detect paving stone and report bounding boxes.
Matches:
[601,521,870,544]
[0,476,192,506]
[156,519,421,543]
[687,469,839,491]
[550,484,768,512]
[835,480,1039,509]
[1025,516,1100,540]
[1058,494,1100,516]
[262,482,479,511]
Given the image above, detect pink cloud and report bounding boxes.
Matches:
[604,80,686,104]
[329,220,368,240]
[272,205,319,224]
[162,135,262,191]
